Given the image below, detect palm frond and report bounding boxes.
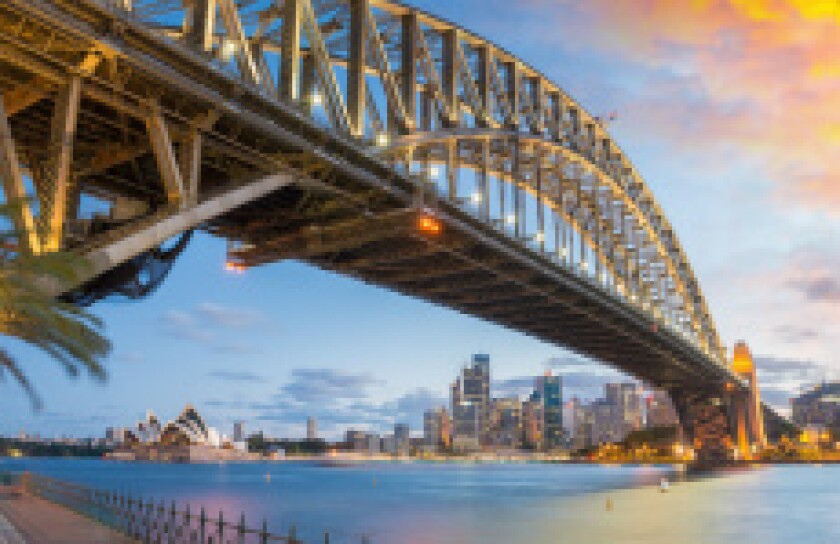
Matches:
[0,201,112,407]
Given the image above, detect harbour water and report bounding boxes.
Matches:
[2,458,840,543]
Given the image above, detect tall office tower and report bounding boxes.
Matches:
[452,402,481,452]
[621,383,644,431]
[461,354,491,445]
[424,407,451,451]
[573,404,595,450]
[306,416,317,441]
[394,423,410,455]
[537,372,563,450]
[233,421,245,443]
[522,395,544,450]
[564,397,580,442]
[451,376,463,411]
[490,397,523,449]
[346,429,367,450]
[647,390,679,428]
[605,382,643,439]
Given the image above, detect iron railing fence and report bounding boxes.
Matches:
[1,472,372,544]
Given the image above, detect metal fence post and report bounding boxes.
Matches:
[261,519,268,544]
[238,512,245,544]
[169,500,176,544]
[200,506,206,542]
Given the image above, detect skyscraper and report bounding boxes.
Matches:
[424,407,451,451]
[538,372,563,450]
[461,354,491,444]
[522,395,544,450]
[306,416,317,441]
[647,390,679,428]
[394,423,410,455]
[450,354,491,450]
[452,402,480,452]
[233,421,245,443]
[606,382,643,437]
[489,397,523,449]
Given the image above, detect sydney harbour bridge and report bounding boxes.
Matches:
[0,0,787,462]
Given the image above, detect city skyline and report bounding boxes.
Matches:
[2,0,837,439]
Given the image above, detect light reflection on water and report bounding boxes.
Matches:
[2,459,840,543]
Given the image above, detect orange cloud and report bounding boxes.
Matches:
[551,0,840,214]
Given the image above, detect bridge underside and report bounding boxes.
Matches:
[214,184,732,399]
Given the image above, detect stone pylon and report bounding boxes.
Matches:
[732,341,766,450]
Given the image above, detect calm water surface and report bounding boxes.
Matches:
[2,458,839,543]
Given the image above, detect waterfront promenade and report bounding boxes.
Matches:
[0,485,136,544]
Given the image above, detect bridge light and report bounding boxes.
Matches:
[559,247,568,258]
[428,166,440,178]
[471,192,483,204]
[220,39,237,62]
[224,260,246,274]
[505,213,516,225]
[417,214,442,235]
[535,231,544,243]
[310,92,323,107]
[375,133,390,147]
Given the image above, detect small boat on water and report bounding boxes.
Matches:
[659,477,670,493]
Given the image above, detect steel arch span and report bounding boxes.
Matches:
[0,0,777,460]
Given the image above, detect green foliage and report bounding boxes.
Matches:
[246,433,327,455]
[0,437,109,458]
[622,426,679,447]
[0,201,111,409]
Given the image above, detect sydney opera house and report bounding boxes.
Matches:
[107,405,258,462]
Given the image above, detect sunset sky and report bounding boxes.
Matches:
[1,0,837,439]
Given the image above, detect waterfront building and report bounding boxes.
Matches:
[522,396,544,450]
[572,384,645,449]
[564,398,580,442]
[133,410,162,444]
[346,429,367,450]
[109,405,256,462]
[424,407,451,451]
[105,427,129,446]
[450,354,491,449]
[489,397,523,449]
[792,382,840,428]
[606,383,644,437]
[394,423,410,456]
[365,433,381,455]
[233,421,245,443]
[307,416,318,441]
[462,354,492,444]
[381,434,397,454]
[538,372,564,450]
[646,390,679,428]
[452,402,481,452]
[573,402,595,450]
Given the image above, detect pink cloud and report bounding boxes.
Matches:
[542,0,840,214]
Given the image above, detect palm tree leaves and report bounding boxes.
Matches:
[0,200,111,409]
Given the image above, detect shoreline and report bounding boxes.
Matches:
[5,453,840,466]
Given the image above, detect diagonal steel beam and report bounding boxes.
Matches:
[0,96,40,254]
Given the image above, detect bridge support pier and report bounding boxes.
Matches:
[673,391,736,466]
